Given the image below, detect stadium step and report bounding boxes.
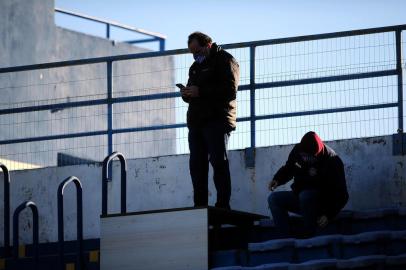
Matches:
[212,229,406,267]
[2,207,406,269]
[211,254,406,270]
[255,207,406,241]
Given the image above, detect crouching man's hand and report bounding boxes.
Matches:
[268,179,279,191]
[317,215,329,228]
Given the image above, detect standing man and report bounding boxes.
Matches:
[268,131,349,237]
[181,32,240,209]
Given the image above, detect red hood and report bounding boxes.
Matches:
[300,131,324,156]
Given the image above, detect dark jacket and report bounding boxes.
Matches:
[183,43,240,131]
[274,143,349,220]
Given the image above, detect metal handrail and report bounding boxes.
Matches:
[55,7,166,39]
[1,24,405,74]
[57,176,83,270]
[102,152,127,215]
[1,163,10,257]
[13,201,39,270]
[0,24,404,161]
[55,7,166,50]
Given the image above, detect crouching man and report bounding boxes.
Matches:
[268,131,349,237]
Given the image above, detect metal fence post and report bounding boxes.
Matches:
[250,45,256,148]
[159,38,165,51]
[396,30,404,133]
[107,61,114,183]
[394,29,405,155]
[245,45,256,167]
[107,61,114,157]
[106,23,111,39]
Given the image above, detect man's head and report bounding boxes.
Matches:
[188,32,212,61]
[299,131,324,156]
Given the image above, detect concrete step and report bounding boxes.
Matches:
[257,207,406,241]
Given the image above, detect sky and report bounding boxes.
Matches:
[55,0,406,51]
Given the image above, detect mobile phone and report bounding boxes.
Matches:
[176,83,186,90]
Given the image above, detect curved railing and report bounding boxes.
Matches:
[13,201,39,270]
[0,163,10,257]
[102,152,127,215]
[57,176,83,270]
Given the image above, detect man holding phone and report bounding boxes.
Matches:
[180,32,240,209]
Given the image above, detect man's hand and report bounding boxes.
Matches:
[317,215,329,228]
[268,179,279,191]
[181,86,199,98]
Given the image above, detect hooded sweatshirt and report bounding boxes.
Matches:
[273,131,349,219]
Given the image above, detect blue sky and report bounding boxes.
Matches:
[55,0,406,50]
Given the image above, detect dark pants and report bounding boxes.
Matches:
[268,190,322,237]
[188,122,231,209]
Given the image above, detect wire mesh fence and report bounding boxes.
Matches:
[0,25,404,170]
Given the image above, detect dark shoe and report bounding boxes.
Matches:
[215,202,231,210]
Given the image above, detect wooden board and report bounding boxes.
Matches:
[100,208,208,270]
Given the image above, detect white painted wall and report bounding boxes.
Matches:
[1,135,405,245]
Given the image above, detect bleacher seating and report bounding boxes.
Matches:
[210,207,406,269]
[2,207,406,269]
[385,253,406,270]
[248,238,296,265]
[336,255,386,269]
[294,235,341,262]
[340,231,390,259]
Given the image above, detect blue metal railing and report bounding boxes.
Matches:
[55,7,166,51]
[102,152,127,215]
[57,176,83,270]
[1,163,10,258]
[13,201,39,270]
[396,30,404,133]
[0,24,404,167]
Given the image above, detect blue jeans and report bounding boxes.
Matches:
[188,121,231,208]
[268,190,322,237]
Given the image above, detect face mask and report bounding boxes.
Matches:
[193,54,206,64]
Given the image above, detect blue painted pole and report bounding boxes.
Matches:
[159,38,165,51]
[106,23,110,39]
[107,60,114,161]
[396,30,404,134]
[250,45,256,149]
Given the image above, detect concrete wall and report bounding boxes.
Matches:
[1,135,405,245]
[0,0,175,168]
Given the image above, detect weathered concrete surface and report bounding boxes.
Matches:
[1,135,405,245]
[0,0,175,168]
[0,0,145,67]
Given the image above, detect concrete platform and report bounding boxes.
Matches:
[100,207,266,270]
